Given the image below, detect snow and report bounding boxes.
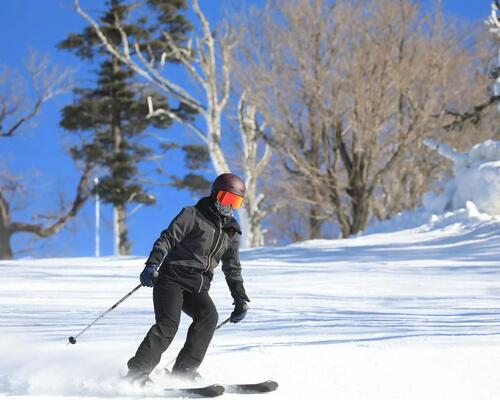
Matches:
[424,140,500,216]
[1,207,500,399]
[362,200,495,235]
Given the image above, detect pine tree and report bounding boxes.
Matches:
[59,0,195,255]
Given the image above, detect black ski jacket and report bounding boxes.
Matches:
[145,196,249,302]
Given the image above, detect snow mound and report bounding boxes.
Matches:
[365,139,500,236]
[424,140,500,216]
[363,201,498,236]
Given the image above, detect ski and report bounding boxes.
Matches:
[164,384,225,398]
[162,380,278,397]
[224,380,279,394]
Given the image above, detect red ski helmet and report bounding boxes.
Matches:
[211,173,246,198]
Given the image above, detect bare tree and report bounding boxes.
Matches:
[237,92,273,246]
[236,0,488,238]
[0,52,73,138]
[74,0,271,247]
[234,0,341,239]
[0,53,93,259]
[0,163,93,259]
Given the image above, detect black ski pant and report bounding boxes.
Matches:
[127,270,218,375]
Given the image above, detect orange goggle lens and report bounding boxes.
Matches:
[216,191,244,209]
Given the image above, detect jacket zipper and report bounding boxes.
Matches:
[198,274,204,294]
[199,221,223,293]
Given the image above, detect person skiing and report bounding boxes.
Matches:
[125,173,250,385]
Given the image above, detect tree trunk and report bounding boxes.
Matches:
[238,96,272,248]
[307,179,324,239]
[249,217,265,246]
[238,207,251,248]
[336,212,351,239]
[350,194,370,235]
[0,192,13,259]
[241,197,266,247]
[111,58,129,255]
[116,203,131,255]
[0,228,13,260]
[309,204,323,239]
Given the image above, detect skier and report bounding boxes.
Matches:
[125,173,250,385]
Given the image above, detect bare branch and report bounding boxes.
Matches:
[147,96,207,143]
[162,31,206,87]
[0,52,73,138]
[113,15,131,59]
[8,162,93,238]
[488,0,500,33]
[192,0,216,76]
[133,41,204,113]
[442,95,500,131]
[219,36,236,111]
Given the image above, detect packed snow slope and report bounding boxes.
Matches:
[1,206,499,400]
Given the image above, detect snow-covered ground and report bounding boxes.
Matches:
[1,208,500,399]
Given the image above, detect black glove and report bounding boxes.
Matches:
[140,264,158,287]
[230,301,249,323]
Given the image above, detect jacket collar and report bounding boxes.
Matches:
[195,196,242,235]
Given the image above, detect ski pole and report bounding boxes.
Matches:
[68,283,143,345]
[215,316,231,330]
[164,316,232,368]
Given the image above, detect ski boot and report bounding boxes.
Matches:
[123,369,153,387]
[169,367,203,382]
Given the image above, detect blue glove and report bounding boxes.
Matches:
[140,264,158,287]
[230,301,249,323]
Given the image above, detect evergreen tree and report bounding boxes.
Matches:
[59,0,196,255]
[162,143,212,195]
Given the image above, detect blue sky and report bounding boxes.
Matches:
[0,0,493,258]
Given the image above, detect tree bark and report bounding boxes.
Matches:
[238,95,272,247]
[349,193,370,236]
[308,204,323,239]
[0,192,13,259]
[116,203,131,255]
[0,229,13,260]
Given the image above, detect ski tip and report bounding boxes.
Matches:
[225,380,278,394]
[258,380,278,392]
[264,379,279,390]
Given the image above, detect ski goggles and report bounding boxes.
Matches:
[216,190,244,209]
